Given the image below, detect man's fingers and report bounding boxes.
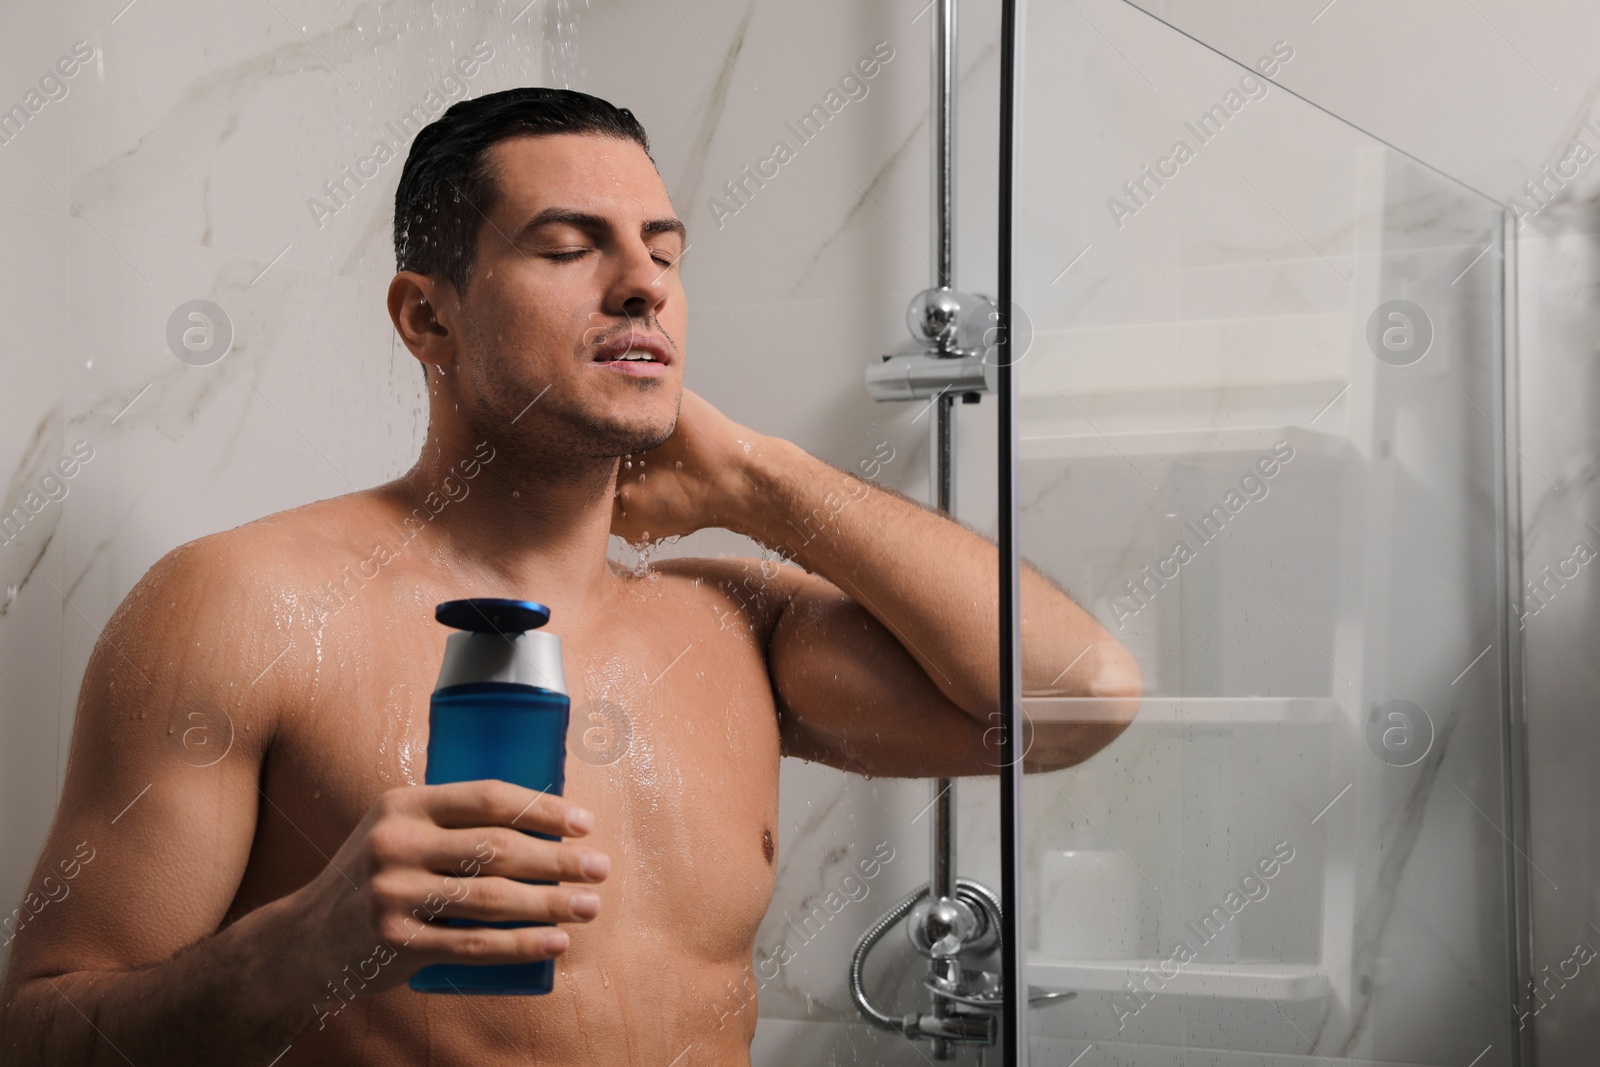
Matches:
[375,872,602,926]
[390,918,574,966]
[417,826,610,884]
[413,779,593,837]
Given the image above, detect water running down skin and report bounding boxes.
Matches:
[0,132,1141,1066]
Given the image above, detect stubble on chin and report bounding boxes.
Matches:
[473,382,679,474]
[461,314,679,466]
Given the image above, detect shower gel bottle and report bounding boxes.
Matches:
[408,597,571,996]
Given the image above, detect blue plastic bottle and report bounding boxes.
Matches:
[408,597,571,996]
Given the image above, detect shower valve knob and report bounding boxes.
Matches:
[905,287,998,356]
[907,895,978,958]
[908,287,965,347]
[867,288,998,401]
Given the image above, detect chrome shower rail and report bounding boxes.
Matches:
[856,0,1017,1059]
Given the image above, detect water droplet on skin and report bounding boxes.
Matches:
[630,538,655,577]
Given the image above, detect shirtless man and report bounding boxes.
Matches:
[0,87,1139,1066]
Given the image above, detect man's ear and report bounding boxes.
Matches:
[388,271,460,375]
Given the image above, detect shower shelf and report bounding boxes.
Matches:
[1018,423,1349,461]
[1024,958,1329,1001]
[1022,696,1340,725]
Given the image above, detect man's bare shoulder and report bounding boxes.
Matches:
[99,490,401,678]
[644,555,834,638]
[225,489,404,564]
[60,496,387,794]
[648,554,793,590]
[147,489,400,586]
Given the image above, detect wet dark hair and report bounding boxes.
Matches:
[393,87,653,297]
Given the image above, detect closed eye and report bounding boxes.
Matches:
[547,249,677,268]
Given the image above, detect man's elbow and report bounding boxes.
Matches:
[1087,639,1143,702]
[1021,640,1142,774]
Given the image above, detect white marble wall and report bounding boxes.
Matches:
[5,0,1600,1065]
[0,1,987,1065]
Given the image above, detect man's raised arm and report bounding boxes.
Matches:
[613,392,1143,776]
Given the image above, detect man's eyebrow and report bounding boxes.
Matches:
[516,208,687,244]
[642,217,688,242]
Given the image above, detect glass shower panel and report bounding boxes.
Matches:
[1013,2,1516,1064]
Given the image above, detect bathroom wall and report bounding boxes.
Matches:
[4,1,1600,1065]
[0,1,989,1063]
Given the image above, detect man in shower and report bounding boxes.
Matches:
[0,88,1139,1066]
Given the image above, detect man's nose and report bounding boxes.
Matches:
[609,245,668,319]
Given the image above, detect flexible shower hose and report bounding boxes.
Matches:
[848,879,1004,1032]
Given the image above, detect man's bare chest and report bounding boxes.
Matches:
[245,571,785,939]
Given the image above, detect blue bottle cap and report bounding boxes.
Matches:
[433,599,566,694]
[435,598,551,635]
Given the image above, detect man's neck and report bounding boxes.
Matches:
[389,426,621,612]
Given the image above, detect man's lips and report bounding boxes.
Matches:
[592,334,672,366]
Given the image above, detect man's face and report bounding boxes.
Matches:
[453,133,687,461]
